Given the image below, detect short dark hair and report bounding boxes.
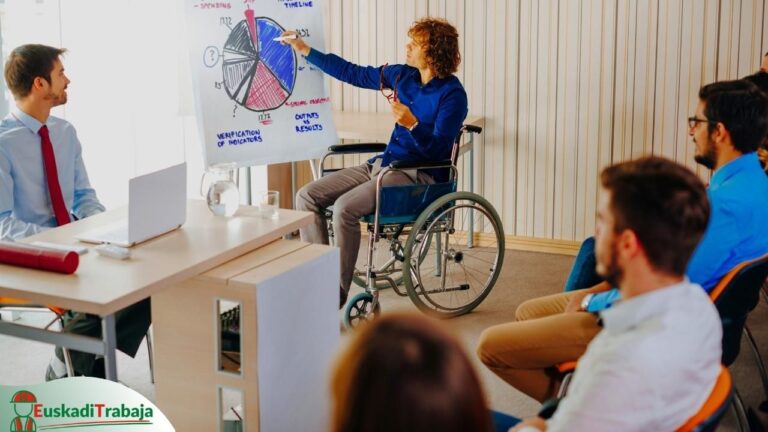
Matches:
[408,18,461,78]
[4,44,66,99]
[742,72,768,170]
[331,313,491,432]
[743,71,768,96]
[600,157,710,276]
[698,79,768,154]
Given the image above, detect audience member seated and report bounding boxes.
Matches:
[330,313,493,432]
[507,156,720,431]
[566,71,768,291]
[477,79,768,402]
[0,44,151,380]
[743,71,768,170]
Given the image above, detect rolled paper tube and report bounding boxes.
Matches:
[0,241,79,274]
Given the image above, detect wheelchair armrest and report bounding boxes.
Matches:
[464,124,483,134]
[327,143,387,154]
[389,159,453,170]
[537,398,561,420]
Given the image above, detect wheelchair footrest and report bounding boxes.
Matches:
[417,284,470,295]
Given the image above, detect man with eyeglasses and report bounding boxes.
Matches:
[283,18,468,308]
[477,79,768,404]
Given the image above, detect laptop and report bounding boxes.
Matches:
[77,163,187,247]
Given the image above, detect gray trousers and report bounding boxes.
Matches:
[295,163,433,292]
[61,298,151,377]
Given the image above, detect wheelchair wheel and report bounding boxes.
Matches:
[343,292,381,330]
[403,192,504,318]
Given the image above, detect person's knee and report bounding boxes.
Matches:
[515,298,539,321]
[295,184,315,212]
[476,327,504,367]
[334,192,367,224]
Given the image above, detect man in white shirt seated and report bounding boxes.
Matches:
[511,156,721,432]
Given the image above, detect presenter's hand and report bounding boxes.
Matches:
[281,31,311,56]
[391,101,418,129]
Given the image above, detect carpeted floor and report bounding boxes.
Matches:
[2,242,767,431]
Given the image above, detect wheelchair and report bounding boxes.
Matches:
[319,125,505,329]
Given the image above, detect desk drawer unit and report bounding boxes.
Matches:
[152,240,340,431]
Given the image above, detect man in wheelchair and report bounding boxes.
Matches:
[284,18,468,308]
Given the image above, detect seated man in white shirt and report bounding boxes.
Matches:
[511,156,721,432]
[0,44,150,380]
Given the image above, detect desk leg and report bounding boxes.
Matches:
[101,314,118,381]
[309,158,319,181]
[291,161,298,209]
[244,167,252,206]
[468,133,475,249]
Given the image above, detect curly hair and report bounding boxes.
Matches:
[408,18,461,78]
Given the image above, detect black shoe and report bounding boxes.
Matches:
[221,306,240,353]
[340,287,348,309]
[88,358,106,379]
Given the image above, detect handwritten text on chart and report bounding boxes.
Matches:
[284,97,331,108]
[295,112,323,132]
[216,129,263,147]
[280,0,314,9]
[193,1,232,9]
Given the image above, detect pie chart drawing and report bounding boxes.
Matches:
[222,9,297,112]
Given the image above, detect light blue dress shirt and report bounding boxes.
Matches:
[0,108,104,240]
[588,152,768,311]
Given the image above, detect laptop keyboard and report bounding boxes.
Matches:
[87,222,128,244]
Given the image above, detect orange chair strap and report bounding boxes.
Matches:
[0,296,66,316]
[675,365,731,432]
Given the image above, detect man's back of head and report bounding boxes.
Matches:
[595,156,710,296]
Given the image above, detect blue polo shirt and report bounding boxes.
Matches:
[305,49,468,181]
[588,152,768,311]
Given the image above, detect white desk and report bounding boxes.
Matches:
[0,200,313,381]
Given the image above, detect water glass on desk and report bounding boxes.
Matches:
[256,191,280,219]
[201,163,240,217]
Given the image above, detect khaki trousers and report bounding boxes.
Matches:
[476,291,602,402]
[295,163,433,292]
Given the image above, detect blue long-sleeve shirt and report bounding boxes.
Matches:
[0,108,104,240]
[587,152,768,312]
[305,49,468,181]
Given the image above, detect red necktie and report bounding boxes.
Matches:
[39,125,70,226]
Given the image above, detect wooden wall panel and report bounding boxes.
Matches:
[313,0,768,245]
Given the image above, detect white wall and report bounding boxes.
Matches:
[322,0,768,242]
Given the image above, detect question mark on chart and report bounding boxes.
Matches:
[203,46,220,68]
[232,105,237,118]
